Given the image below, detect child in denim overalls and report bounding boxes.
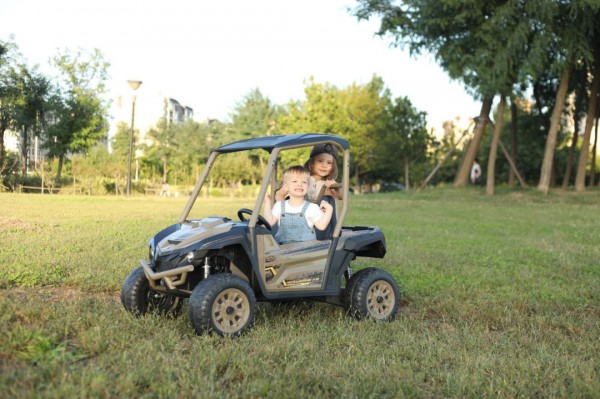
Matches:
[264,165,334,244]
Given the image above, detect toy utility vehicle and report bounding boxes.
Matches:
[121,133,400,336]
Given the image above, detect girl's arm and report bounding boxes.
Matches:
[324,180,343,200]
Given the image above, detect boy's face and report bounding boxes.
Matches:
[284,172,309,199]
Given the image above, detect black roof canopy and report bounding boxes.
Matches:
[215,133,349,154]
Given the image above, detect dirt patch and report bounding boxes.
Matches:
[0,217,41,232]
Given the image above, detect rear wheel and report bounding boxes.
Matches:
[344,268,400,321]
[120,267,182,317]
[188,274,256,337]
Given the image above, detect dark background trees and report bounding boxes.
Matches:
[3,0,600,194]
[354,0,600,192]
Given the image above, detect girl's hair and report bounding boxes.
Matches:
[305,153,338,180]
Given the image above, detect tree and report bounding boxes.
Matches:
[379,95,430,190]
[229,89,283,183]
[277,76,389,191]
[15,65,51,174]
[0,39,21,170]
[486,96,506,195]
[536,2,600,193]
[561,67,588,188]
[45,48,110,179]
[145,118,177,184]
[353,1,600,193]
[230,88,282,138]
[352,1,526,189]
[574,64,599,191]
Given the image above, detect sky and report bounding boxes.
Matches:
[1,0,482,131]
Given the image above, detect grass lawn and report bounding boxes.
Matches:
[1,188,599,398]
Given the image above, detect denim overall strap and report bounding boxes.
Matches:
[274,201,316,244]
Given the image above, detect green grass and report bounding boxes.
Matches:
[1,188,599,398]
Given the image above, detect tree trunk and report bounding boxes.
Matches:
[486,96,506,195]
[404,158,410,192]
[575,69,599,192]
[562,73,585,188]
[56,155,64,180]
[590,116,598,186]
[0,127,6,169]
[162,156,168,183]
[508,99,518,186]
[455,97,494,187]
[538,62,573,194]
[20,127,29,175]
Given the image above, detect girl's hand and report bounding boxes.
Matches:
[324,180,336,188]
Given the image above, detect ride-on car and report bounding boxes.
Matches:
[121,133,401,336]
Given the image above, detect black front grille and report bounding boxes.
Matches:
[154,253,182,273]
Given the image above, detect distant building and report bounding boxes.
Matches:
[111,86,194,150]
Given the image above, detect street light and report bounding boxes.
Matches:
[126,80,142,196]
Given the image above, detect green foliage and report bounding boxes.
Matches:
[0,151,20,191]
[230,88,282,137]
[110,121,135,161]
[277,76,426,187]
[0,190,599,397]
[45,48,111,178]
[377,95,432,185]
[0,39,24,167]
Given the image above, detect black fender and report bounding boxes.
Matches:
[342,228,387,258]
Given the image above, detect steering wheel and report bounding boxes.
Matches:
[237,208,272,231]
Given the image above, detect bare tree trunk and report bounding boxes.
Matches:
[486,96,506,196]
[420,120,475,189]
[562,73,585,188]
[0,123,7,169]
[162,156,168,183]
[508,99,518,186]
[575,69,599,192]
[538,62,573,194]
[590,116,598,186]
[56,155,64,180]
[455,97,494,187]
[404,158,410,192]
[20,127,29,175]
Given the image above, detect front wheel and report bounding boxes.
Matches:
[188,274,256,337]
[344,268,400,321]
[120,266,182,317]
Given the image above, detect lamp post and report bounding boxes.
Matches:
[126,80,142,195]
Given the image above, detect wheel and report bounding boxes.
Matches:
[188,274,257,337]
[341,267,370,309]
[344,267,400,321]
[237,208,272,230]
[120,266,182,317]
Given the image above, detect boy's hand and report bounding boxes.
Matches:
[319,200,333,213]
[275,183,289,201]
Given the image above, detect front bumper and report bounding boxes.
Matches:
[140,259,195,291]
